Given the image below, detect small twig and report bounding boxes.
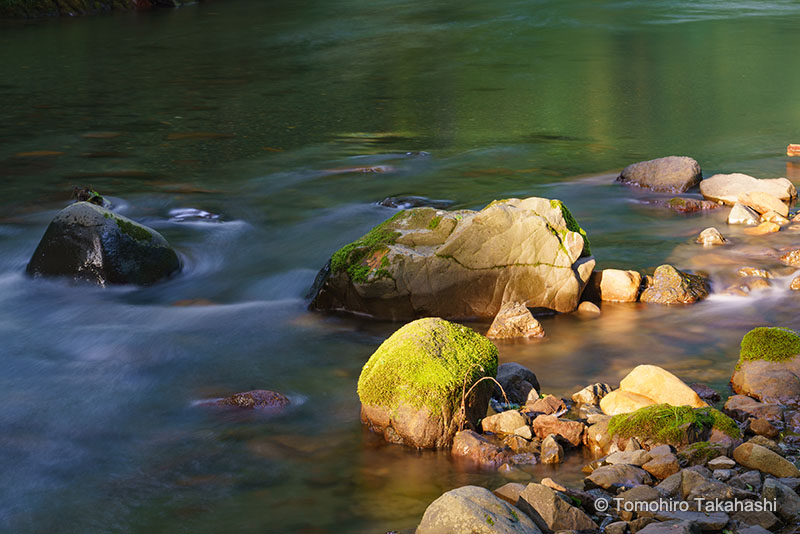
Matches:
[457,365,509,431]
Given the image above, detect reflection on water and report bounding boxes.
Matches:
[1,0,800,532]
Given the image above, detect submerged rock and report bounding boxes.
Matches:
[616,156,702,193]
[416,485,541,534]
[357,318,498,448]
[652,197,720,213]
[639,265,709,305]
[26,201,181,286]
[487,302,544,339]
[310,197,594,319]
[216,390,290,409]
[699,173,796,205]
[695,227,726,246]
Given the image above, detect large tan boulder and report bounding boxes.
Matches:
[310,197,594,319]
[600,390,659,416]
[357,318,498,448]
[699,173,796,205]
[600,365,707,415]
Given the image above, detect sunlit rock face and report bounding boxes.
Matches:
[309,197,594,320]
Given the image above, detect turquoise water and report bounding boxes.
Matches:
[1,1,800,532]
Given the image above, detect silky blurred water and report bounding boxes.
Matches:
[1,1,800,532]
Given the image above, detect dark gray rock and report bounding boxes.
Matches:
[762,477,800,521]
[495,363,541,405]
[636,520,701,534]
[26,201,180,286]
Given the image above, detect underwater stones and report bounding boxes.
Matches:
[696,227,726,246]
[216,390,290,410]
[733,443,800,478]
[585,269,642,303]
[310,197,595,319]
[728,203,760,225]
[599,365,707,416]
[487,302,544,339]
[730,327,800,404]
[699,173,796,205]
[357,318,498,449]
[26,201,181,286]
[616,156,702,193]
[639,265,709,305]
[416,485,542,534]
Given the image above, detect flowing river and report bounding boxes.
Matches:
[2,1,800,532]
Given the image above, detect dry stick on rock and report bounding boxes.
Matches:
[457,364,509,431]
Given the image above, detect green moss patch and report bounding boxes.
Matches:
[114,217,153,242]
[550,199,591,257]
[357,317,498,415]
[330,211,403,283]
[740,327,800,364]
[428,215,442,230]
[608,404,740,445]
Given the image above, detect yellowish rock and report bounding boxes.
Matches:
[743,222,781,236]
[737,267,772,278]
[738,191,789,217]
[578,301,601,314]
[586,269,642,302]
[486,301,545,339]
[600,390,657,416]
[618,365,707,409]
[791,276,800,291]
[761,210,790,225]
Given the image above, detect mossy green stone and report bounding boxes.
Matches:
[357,317,498,415]
[740,327,800,364]
[607,404,740,445]
[550,199,591,257]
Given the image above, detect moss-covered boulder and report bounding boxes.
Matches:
[730,327,800,404]
[357,317,498,448]
[639,264,709,305]
[310,197,595,319]
[26,201,181,286]
[607,404,740,447]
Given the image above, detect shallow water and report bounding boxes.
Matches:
[2,1,800,532]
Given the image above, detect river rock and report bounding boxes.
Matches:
[731,357,800,404]
[483,410,529,435]
[495,363,541,405]
[723,395,783,423]
[792,276,800,290]
[749,417,780,438]
[310,197,595,319]
[358,318,498,448]
[707,456,736,470]
[577,301,600,314]
[637,521,701,534]
[377,196,452,209]
[654,197,721,213]
[585,269,643,303]
[452,430,509,468]
[540,434,563,464]
[699,173,796,205]
[738,191,789,217]
[599,365,707,416]
[516,483,598,532]
[761,210,789,225]
[26,201,181,286]
[689,383,720,403]
[526,395,566,415]
[216,390,290,409]
[487,302,545,339]
[416,485,542,534]
[743,221,781,235]
[584,464,653,491]
[606,449,652,466]
[643,450,680,479]
[695,227,726,246]
[762,477,800,521]
[640,265,709,305]
[531,415,585,447]
[728,203,760,225]
[571,383,612,406]
[494,482,528,505]
[733,443,800,478]
[616,156,702,193]
[584,419,613,456]
[780,249,800,267]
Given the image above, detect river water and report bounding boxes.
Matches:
[2,1,800,532]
